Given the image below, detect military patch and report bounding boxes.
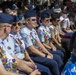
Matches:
[7,46,11,50]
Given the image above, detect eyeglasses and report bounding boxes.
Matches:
[45,19,50,21]
[44,19,51,22]
[12,22,21,26]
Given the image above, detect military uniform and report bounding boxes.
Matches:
[49,24,66,54]
[10,32,25,59]
[0,13,28,75]
[61,17,74,37]
[10,30,52,75]
[0,36,18,73]
[49,24,71,64]
[60,17,73,51]
[62,17,70,30]
[20,25,62,75]
[38,25,64,59]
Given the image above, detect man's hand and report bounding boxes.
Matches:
[47,54,53,59]
[30,69,41,75]
[52,46,56,51]
[58,43,61,46]
[31,61,37,70]
[26,61,37,70]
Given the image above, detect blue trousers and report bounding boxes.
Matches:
[53,54,63,68]
[19,63,51,75]
[31,56,60,75]
[35,63,52,75]
[49,50,64,59]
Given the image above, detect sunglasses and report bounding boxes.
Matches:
[45,19,50,22]
[56,20,60,22]
[32,19,37,21]
[28,19,37,21]
[12,22,21,26]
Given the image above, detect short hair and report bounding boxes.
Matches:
[51,13,60,21]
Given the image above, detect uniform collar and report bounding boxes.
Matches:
[10,31,16,35]
[10,31,19,36]
[10,31,19,35]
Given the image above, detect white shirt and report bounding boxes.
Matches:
[38,25,51,43]
[20,26,40,48]
[10,32,25,59]
[61,17,70,30]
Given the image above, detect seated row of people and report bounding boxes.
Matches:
[0,9,75,75]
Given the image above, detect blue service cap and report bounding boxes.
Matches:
[24,10,36,19]
[41,11,51,19]
[0,13,14,24]
[13,16,20,22]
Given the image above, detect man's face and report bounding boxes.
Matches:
[0,23,12,35]
[28,17,37,28]
[42,18,51,26]
[4,23,12,35]
[12,22,21,33]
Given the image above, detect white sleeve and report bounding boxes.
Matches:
[0,59,2,65]
[37,29,45,42]
[62,20,67,29]
[20,32,33,47]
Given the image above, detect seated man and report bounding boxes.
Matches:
[60,10,74,39]
[37,11,64,59]
[0,13,40,75]
[20,10,63,75]
[10,16,51,75]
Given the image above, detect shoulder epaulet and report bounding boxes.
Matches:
[9,34,14,39]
